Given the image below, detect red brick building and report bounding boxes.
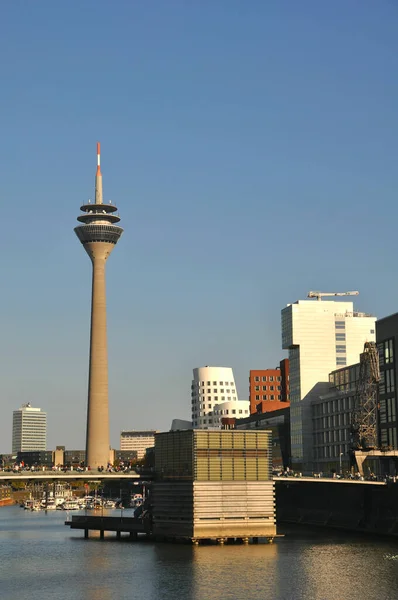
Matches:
[249,359,290,415]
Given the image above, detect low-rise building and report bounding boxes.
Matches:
[120,430,157,460]
[153,429,276,542]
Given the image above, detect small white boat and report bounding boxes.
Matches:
[63,500,80,511]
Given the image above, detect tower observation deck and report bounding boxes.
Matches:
[75,143,123,469]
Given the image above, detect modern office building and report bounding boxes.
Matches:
[12,404,47,454]
[282,298,376,470]
[191,366,239,429]
[376,313,398,450]
[249,359,290,414]
[75,143,123,469]
[120,430,157,460]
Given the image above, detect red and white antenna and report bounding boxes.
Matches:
[95,141,103,204]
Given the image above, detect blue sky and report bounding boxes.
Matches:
[0,0,397,452]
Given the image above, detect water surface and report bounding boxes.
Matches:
[1,506,398,600]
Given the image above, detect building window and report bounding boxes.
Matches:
[335,320,345,329]
[207,381,210,385]
[262,395,267,400]
[336,357,346,366]
[277,385,281,390]
[270,386,274,391]
[386,369,395,393]
[262,386,267,391]
[270,395,274,400]
[278,395,281,400]
[262,376,267,381]
[269,376,274,382]
[335,333,346,341]
[336,345,346,353]
[213,381,217,385]
[214,396,218,401]
[255,376,260,382]
[385,340,394,364]
[255,395,260,401]
[255,386,260,391]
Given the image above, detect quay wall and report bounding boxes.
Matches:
[275,480,398,536]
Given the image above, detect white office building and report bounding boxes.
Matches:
[191,366,240,429]
[281,299,376,470]
[120,430,157,460]
[212,400,250,427]
[12,403,47,454]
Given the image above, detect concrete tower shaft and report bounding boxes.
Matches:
[74,143,123,469]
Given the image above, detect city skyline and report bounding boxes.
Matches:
[1,1,397,451]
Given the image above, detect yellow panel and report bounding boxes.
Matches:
[220,434,233,448]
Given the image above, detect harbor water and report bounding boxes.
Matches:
[1,505,398,600]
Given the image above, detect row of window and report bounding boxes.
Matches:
[192,388,236,395]
[314,444,349,459]
[196,381,234,386]
[193,396,237,404]
[313,412,351,429]
[253,375,281,382]
[379,398,397,424]
[254,394,281,401]
[379,369,395,395]
[253,385,281,392]
[380,427,398,448]
[314,428,349,445]
[313,397,354,416]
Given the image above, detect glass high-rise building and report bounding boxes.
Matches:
[12,403,47,454]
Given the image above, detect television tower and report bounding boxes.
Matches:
[75,143,123,469]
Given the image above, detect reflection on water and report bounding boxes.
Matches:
[1,507,398,600]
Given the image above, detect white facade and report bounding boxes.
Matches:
[12,403,47,453]
[281,300,376,468]
[191,366,239,429]
[120,430,157,460]
[212,401,250,427]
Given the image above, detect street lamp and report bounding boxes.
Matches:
[340,453,343,475]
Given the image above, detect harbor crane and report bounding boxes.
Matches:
[350,341,380,471]
[307,291,359,301]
